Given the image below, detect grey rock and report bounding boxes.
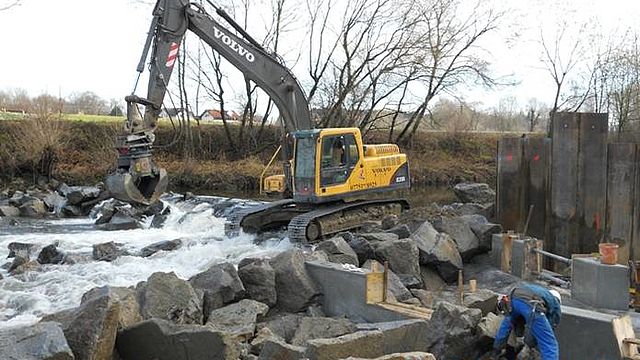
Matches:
[80,286,143,329]
[291,317,357,346]
[96,207,142,231]
[258,339,306,360]
[397,274,423,289]
[387,224,412,239]
[0,205,20,217]
[453,182,495,205]
[43,192,66,212]
[257,314,304,343]
[139,239,182,257]
[477,312,504,348]
[189,262,245,318]
[7,242,36,258]
[61,185,101,205]
[346,235,375,266]
[136,271,203,325]
[270,249,321,312]
[316,236,359,266]
[462,214,502,252]
[373,238,420,278]
[442,202,493,218]
[305,330,384,360]
[358,232,400,243]
[19,199,47,217]
[381,214,399,230]
[357,319,430,354]
[432,216,481,262]
[463,289,498,316]
[93,241,126,262]
[305,250,330,262]
[37,244,65,264]
[8,255,28,273]
[410,221,463,283]
[116,318,239,360]
[419,266,446,291]
[250,327,283,355]
[0,321,74,360]
[425,301,483,360]
[238,258,277,307]
[410,289,434,308]
[205,299,269,341]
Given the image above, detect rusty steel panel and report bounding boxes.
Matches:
[550,113,580,258]
[606,143,636,264]
[577,113,608,254]
[632,146,640,261]
[497,137,525,232]
[524,137,550,240]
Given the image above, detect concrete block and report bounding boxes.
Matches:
[305,261,408,323]
[557,306,634,360]
[572,257,629,310]
[510,239,526,278]
[491,233,503,268]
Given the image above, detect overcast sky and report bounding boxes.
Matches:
[1,0,640,112]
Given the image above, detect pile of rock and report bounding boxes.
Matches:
[0,180,109,219]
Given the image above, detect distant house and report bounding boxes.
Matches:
[199,109,241,122]
[161,108,195,119]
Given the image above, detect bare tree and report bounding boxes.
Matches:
[394,0,504,144]
[0,0,20,11]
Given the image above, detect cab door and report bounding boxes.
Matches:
[318,133,360,196]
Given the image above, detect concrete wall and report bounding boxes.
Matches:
[305,261,408,323]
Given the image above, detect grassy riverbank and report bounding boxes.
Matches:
[0,117,499,194]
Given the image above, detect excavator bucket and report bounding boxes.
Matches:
[106,167,168,205]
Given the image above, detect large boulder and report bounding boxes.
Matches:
[442,202,493,218]
[238,258,277,307]
[462,214,502,251]
[258,339,306,360]
[43,286,122,360]
[345,235,375,266]
[372,239,420,278]
[410,221,462,283]
[139,239,182,257]
[80,286,143,329]
[0,205,20,217]
[463,289,498,316]
[357,319,430,354]
[257,314,304,343]
[43,192,66,212]
[290,317,357,346]
[0,322,74,360]
[60,185,101,206]
[19,199,47,217]
[270,249,321,312]
[250,327,284,355]
[432,216,481,261]
[477,312,504,350]
[425,301,482,360]
[136,271,203,325]
[205,299,269,341]
[453,182,495,205]
[92,241,126,262]
[386,224,412,239]
[358,232,400,243]
[189,262,245,318]
[37,244,65,264]
[305,330,384,360]
[316,236,359,266]
[419,266,446,292]
[116,318,239,360]
[7,242,36,258]
[95,207,143,231]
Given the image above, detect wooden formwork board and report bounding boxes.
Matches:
[606,143,637,264]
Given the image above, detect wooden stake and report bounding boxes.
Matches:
[469,279,477,293]
[383,261,389,303]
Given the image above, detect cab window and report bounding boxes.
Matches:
[320,134,359,187]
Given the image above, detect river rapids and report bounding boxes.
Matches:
[0,195,292,329]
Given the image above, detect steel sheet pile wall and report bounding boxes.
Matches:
[606,143,637,263]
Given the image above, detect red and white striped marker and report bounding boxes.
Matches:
[165,42,179,68]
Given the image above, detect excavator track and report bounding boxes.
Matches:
[225,198,300,236]
[287,199,409,243]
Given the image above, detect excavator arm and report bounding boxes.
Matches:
[107,0,311,204]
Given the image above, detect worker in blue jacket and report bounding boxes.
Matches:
[493,283,562,360]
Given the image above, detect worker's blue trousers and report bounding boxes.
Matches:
[494,298,559,360]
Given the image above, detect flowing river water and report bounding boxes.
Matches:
[0,186,455,329]
[0,195,293,329]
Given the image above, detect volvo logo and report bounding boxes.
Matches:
[213,26,255,63]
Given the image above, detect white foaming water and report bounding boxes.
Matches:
[0,198,291,329]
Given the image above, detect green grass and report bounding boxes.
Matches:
[0,112,27,120]
[63,114,125,122]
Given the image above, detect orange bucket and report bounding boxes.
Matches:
[599,243,619,265]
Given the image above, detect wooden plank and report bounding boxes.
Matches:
[366,272,384,304]
[501,233,514,272]
[497,137,525,232]
[606,143,636,264]
[524,137,551,240]
[550,112,580,258]
[577,113,608,254]
[375,302,433,320]
[614,315,638,358]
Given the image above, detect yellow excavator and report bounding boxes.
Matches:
[106,0,410,242]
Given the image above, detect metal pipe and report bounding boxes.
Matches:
[533,248,572,265]
[537,271,571,287]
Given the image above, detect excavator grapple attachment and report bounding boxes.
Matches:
[106,167,168,205]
